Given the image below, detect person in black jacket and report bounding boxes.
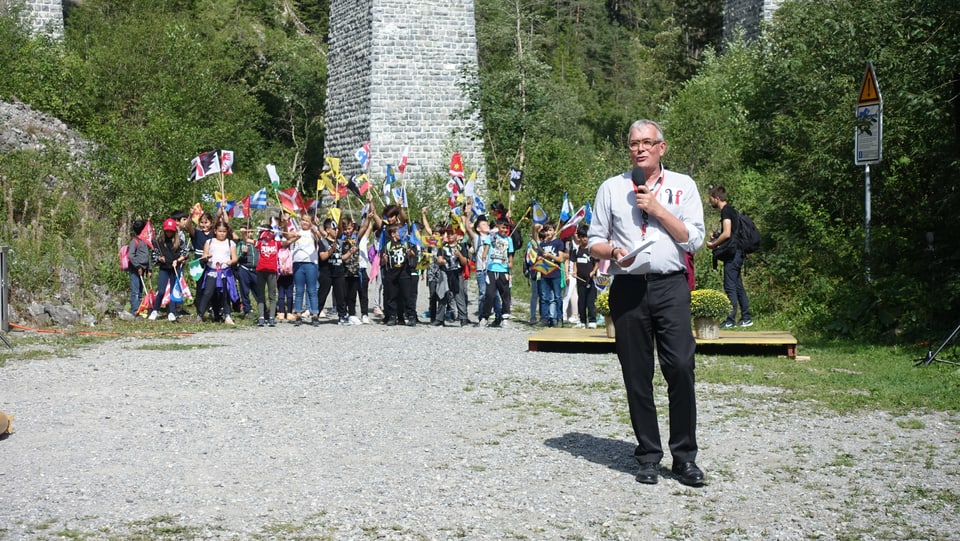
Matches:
[706,186,752,328]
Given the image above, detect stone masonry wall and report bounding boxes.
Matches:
[325,0,485,187]
[723,0,784,43]
[20,0,64,39]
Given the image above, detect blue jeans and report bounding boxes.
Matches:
[528,275,540,321]
[153,268,179,314]
[129,269,145,312]
[723,250,751,324]
[236,266,258,314]
[293,262,319,315]
[538,275,562,323]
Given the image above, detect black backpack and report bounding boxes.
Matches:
[738,213,760,254]
[711,211,760,261]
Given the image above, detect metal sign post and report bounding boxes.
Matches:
[855,62,882,281]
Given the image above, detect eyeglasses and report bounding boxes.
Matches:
[628,139,663,151]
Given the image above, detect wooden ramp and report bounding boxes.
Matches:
[527,328,798,358]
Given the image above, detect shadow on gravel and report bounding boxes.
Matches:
[544,432,636,474]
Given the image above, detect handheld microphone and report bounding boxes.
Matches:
[631,167,647,192]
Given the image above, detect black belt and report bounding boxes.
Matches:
[620,270,686,282]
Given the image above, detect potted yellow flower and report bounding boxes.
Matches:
[689,289,731,339]
[595,289,614,338]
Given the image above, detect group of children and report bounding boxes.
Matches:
[125,197,602,329]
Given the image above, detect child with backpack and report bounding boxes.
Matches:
[125,219,152,314]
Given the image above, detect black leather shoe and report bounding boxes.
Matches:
[386,319,397,326]
[635,462,659,485]
[671,461,704,487]
[431,320,444,327]
[488,318,502,328]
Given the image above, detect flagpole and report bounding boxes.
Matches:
[509,205,532,238]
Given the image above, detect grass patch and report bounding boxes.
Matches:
[697,339,960,413]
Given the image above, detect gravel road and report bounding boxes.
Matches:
[1,318,958,540]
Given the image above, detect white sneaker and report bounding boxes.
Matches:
[502,313,511,320]
[575,322,585,329]
[373,307,384,317]
[587,322,597,329]
[361,315,371,324]
[148,310,159,321]
[348,315,361,325]
[224,316,235,326]
[168,312,177,322]
[568,316,579,324]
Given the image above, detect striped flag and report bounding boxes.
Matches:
[249,188,268,209]
[559,192,572,223]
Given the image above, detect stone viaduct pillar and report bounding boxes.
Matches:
[324,0,485,186]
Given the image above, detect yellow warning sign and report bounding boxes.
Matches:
[858,63,881,105]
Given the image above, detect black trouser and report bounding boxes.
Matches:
[480,271,510,320]
[331,273,347,318]
[577,279,597,323]
[403,272,419,321]
[317,266,333,313]
[383,267,405,321]
[609,273,697,465]
[344,274,360,317]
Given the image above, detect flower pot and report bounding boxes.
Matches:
[694,317,720,340]
[605,318,616,339]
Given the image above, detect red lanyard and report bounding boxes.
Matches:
[634,169,664,238]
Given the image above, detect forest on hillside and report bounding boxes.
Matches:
[1,0,958,341]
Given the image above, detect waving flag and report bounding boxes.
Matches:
[584,201,592,225]
[278,187,304,215]
[449,153,464,178]
[509,168,523,191]
[472,195,486,219]
[347,175,362,198]
[385,164,397,185]
[189,150,220,182]
[232,197,249,218]
[559,193,573,223]
[558,205,587,240]
[397,146,409,174]
[356,173,371,195]
[531,200,548,225]
[219,150,234,175]
[250,188,268,209]
[531,256,559,275]
[355,141,371,170]
[393,185,408,207]
[139,219,155,249]
[266,164,280,189]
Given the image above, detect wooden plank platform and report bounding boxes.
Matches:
[527,328,798,358]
